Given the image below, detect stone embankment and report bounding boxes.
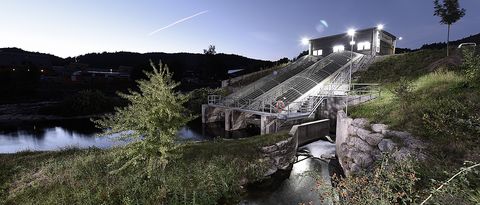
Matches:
[336,110,425,176]
[259,136,298,176]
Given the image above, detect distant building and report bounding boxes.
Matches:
[71,68,130,82]
[308,27,398,57]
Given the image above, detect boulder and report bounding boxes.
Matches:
[378,139,397,153]
[347,137,373,152]
[393,147,412,161]
[352,151,374,167]
[371,124,389,134]
[347,125,359,136]
[261,145,278,153]
[357,128,384,146]
[365,133,385,146]
[386,130,411,140]
[349,162,362,173]
[352,118,370,128]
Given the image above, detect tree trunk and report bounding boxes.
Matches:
[447,24,450,57]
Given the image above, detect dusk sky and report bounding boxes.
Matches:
[1,0,479,61]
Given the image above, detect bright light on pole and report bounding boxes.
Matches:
[346,28,356,115]
[301,37,309,46]
[399,37,403,40]
[347,29,355,37]
[377,24,384,30]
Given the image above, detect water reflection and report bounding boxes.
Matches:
[0,118,260,153]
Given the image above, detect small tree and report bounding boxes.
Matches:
[433,0,466,56]
[203,45,216,55]
[94,61,193,175]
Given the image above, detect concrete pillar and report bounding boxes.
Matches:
[261,115,276,135]
[201,104,208,124]
[224,109,232,131]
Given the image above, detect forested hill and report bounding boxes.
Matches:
[0,48,278,88]
[419,32,480,50]
[71,51,276,86]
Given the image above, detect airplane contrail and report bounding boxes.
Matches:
[148,10,209,36]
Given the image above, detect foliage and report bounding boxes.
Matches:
[351,50,480,204]
[203,45,216,55]
[433,0,466,56]
[420,162,480,205]
[316,156,419,205]
[461,47,480,86]
[186,87,229,115]
[48,89,116,116]
[433,0,466,25]
[93,61,194,175]
[0,132,289,204]
[391,78,415,115]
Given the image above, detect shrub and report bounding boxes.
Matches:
[94,61,194,176]
[59,89,114,116]
[315,156,419,205]
[462,47,480,87]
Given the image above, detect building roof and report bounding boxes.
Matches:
[310,27,397,42]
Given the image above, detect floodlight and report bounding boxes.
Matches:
[377,24,384,30]
[347,29,355,36]
[399,37,403,40]
[301,37,309,45]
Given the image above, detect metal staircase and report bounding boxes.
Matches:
[207,51,364,121]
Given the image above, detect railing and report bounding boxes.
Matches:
[207,52,366,120]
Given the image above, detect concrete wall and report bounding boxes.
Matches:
[318,95,377,133]
[201,104,225,123]
[289,119,330,146]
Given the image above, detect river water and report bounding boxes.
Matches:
[0,118,260,153]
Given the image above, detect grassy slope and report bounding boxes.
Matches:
[0,132,289,204]
[350,49,480,202]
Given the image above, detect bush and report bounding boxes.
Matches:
[49,89,115,116]
[462,47,480,87]
[315,156,419,205]
[94,61,193,176]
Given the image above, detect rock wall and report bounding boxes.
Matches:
[260,136,298,176]
[336,110,425,176]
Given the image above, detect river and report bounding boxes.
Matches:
[0,118,260,153]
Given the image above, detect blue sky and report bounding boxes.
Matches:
[0,0,479,60]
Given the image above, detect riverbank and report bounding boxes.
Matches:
[0,101,102,123]
[0,132,293,204]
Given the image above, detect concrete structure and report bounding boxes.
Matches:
[308,27,398,57]
[289,119,330,146]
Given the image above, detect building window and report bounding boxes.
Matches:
[357,42,371,51]
[313,49,323,56]
[333,45,344,53]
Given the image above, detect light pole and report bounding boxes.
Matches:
[346,28,355,115]
[395,37,403,54]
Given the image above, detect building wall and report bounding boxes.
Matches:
[309,28,396,57]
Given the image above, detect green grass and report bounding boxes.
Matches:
[349,49,480,204]
[355,49,447,83]
[0,132,290,204]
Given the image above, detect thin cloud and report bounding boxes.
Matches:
[148,10,209,36]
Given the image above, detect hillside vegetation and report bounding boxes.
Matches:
[348,48,480,204]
